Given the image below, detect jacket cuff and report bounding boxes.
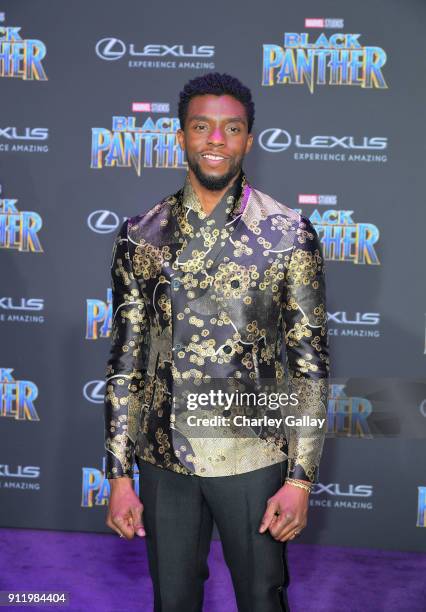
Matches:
[104,446,135,479]
[286,460,319,485]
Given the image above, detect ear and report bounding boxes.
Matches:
[177,128,186,151]
[245,132,254,155]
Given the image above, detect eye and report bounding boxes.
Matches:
[227,126,241,134]
[193,123,208,131]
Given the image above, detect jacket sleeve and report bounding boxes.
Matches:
[103,219,149,479]
[282,215,329,483]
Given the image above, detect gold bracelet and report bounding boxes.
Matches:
[285,478,312,493]
[287,477,312,486]
[289,478,313,489]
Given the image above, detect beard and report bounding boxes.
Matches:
[186,151,243,191]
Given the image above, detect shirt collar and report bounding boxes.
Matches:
[182,170,246,221]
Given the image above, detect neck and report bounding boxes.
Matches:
[188,169,239,215]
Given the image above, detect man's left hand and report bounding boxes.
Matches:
[259,482,310,542]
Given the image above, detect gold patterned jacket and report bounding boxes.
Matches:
[104,171,329,482]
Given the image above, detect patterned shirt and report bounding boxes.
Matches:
[104,171,329,481]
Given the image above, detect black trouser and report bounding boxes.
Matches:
[136,459,291,612]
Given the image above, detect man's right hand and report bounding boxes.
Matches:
[106,477,145,539]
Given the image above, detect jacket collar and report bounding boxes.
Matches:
[180,169,250,223]
[171,170,251,272]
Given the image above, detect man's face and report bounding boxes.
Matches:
[177,94,253,191]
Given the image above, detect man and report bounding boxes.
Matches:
[104,72,329,612]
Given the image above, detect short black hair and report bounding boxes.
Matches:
[178,72,255,133]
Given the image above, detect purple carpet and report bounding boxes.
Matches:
[0,528,425,611]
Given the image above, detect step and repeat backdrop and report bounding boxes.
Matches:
[1,0,426,552]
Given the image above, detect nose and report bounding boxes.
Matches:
[207,125,225,146]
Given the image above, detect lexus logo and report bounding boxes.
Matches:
[258,129,292,152]
[312,483,373,497]
[87,210,120,234]
[83,380,105,404]
[0,465,40,478]
[259,129,387,152]
[95,38,126,61]
[0,127,49,141]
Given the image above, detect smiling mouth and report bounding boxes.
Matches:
[201,153,228,161]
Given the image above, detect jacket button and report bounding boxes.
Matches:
[173,343,184,351]
[171,278,181,290]
[223,345,232,354]
[231,279,239,288]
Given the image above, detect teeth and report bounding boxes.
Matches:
[203,154,224,160]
